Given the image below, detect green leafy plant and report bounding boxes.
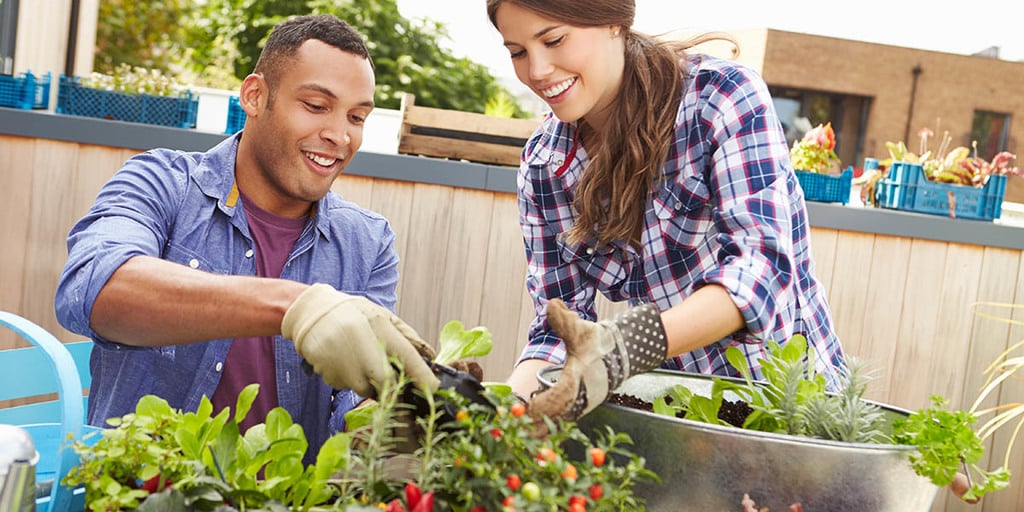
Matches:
[645,329,1022,502]
[79,63,186,97]
[64,322,656,511]
[653,336,888,443]
[790,122,841,174]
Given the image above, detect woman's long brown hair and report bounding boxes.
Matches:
[487,0,735,249]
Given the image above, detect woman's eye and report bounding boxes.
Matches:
[305,102,326,112]
[544,36,564,48]
[509,48,526,59]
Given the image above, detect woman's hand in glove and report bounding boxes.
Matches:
[528,299,668,421]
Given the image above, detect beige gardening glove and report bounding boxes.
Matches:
[282,283,439,397]
[529,298,668,421]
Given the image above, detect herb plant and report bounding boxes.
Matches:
[63,322,656,511]
[644,330,1022,502]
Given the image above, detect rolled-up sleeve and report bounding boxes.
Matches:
[689,66,797,341]
[55,150,187,344]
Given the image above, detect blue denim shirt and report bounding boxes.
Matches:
[55,134,399,454]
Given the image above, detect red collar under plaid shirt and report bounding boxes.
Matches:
[516,55,847,391]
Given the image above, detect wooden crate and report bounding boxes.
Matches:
[397,93,542,167]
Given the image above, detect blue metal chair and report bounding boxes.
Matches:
[0,311,96,512]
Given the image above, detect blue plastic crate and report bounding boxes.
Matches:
[0,71,51,109]
[225,95,247,134]
[56,74,198,128]
[795,166,853,204]
[874,161,1006,221]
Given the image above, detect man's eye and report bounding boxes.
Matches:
[304,102,327,111]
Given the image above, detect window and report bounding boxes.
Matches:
[769,87,872,170]
[970,110,1011,160]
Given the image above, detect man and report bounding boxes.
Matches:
[54,14,437,457]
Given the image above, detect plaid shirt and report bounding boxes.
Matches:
[517,55,846,389]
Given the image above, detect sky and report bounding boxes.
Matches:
[396,0,1024,93]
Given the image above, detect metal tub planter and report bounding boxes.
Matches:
[542,368,939,512]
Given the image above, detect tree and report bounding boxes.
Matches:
[93,0,191,75]
[93,0,530,116]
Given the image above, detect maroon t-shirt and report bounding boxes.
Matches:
[211,192,306,432]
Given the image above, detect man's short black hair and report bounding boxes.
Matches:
[254,14,372,98]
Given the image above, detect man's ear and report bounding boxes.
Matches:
[239,74,265,117]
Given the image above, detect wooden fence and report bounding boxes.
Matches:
[1,133,1022,512]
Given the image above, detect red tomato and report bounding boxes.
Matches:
[588,447,606,467]
[506,474,521,491]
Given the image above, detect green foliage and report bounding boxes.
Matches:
[63,384,351,511]
[653,335,888,442]
[93,0,192,76]
[94,0,532,115]
[434,320,493,365]
[647,332,1015,502]
[411,391,657,511]
[65,322,654,511]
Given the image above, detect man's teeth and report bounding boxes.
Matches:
[305,152,338,166]
[541,77,576,98]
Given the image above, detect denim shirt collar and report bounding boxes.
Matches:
[191,132,333,240]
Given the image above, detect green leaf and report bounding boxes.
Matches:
[435,320,493,364]
[137,489,186,511]
[235,383,260,424]
[343,402,378,431]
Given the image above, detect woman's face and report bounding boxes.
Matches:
[494,2,625,131]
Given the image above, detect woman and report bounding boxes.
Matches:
[486,0,847,420]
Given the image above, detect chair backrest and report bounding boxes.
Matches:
[0,341,91,425]
[0,311,93,512]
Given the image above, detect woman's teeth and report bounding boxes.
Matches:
[541,77,576,98]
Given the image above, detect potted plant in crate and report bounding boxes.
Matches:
[789,122,853,204]
[62,321,656,511]
[57,63,199,129]
[872,127,1022,220]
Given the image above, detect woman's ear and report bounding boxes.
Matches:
[238,74,265,117]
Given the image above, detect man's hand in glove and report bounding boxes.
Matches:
[282,283,439,397]
[528,299,668,421]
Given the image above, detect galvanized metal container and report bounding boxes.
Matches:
[540,369,939,512]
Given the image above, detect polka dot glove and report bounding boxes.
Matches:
[529,298,667,421]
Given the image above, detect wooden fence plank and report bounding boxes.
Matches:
[825,231,875,361]
[856,235,912,401]
[399,183,455,345]
[889,238,949,409]
[437,188,496,332]
[477,196,528,381]
[368,179,416,312]
[942,248,1021,512]
[809,227,839,295]
[0,136,36,350]
[976,252,1024,512]
[334,174,376,208]
[22,140,80,337]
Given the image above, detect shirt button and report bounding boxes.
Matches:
[556,159,564,166]
[245,249,254,258]
[215,362,223,372]
[189,258,199,269]
[586,247,595,255]
[674,201,683,210]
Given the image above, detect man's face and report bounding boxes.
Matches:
[238,39,375,218]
